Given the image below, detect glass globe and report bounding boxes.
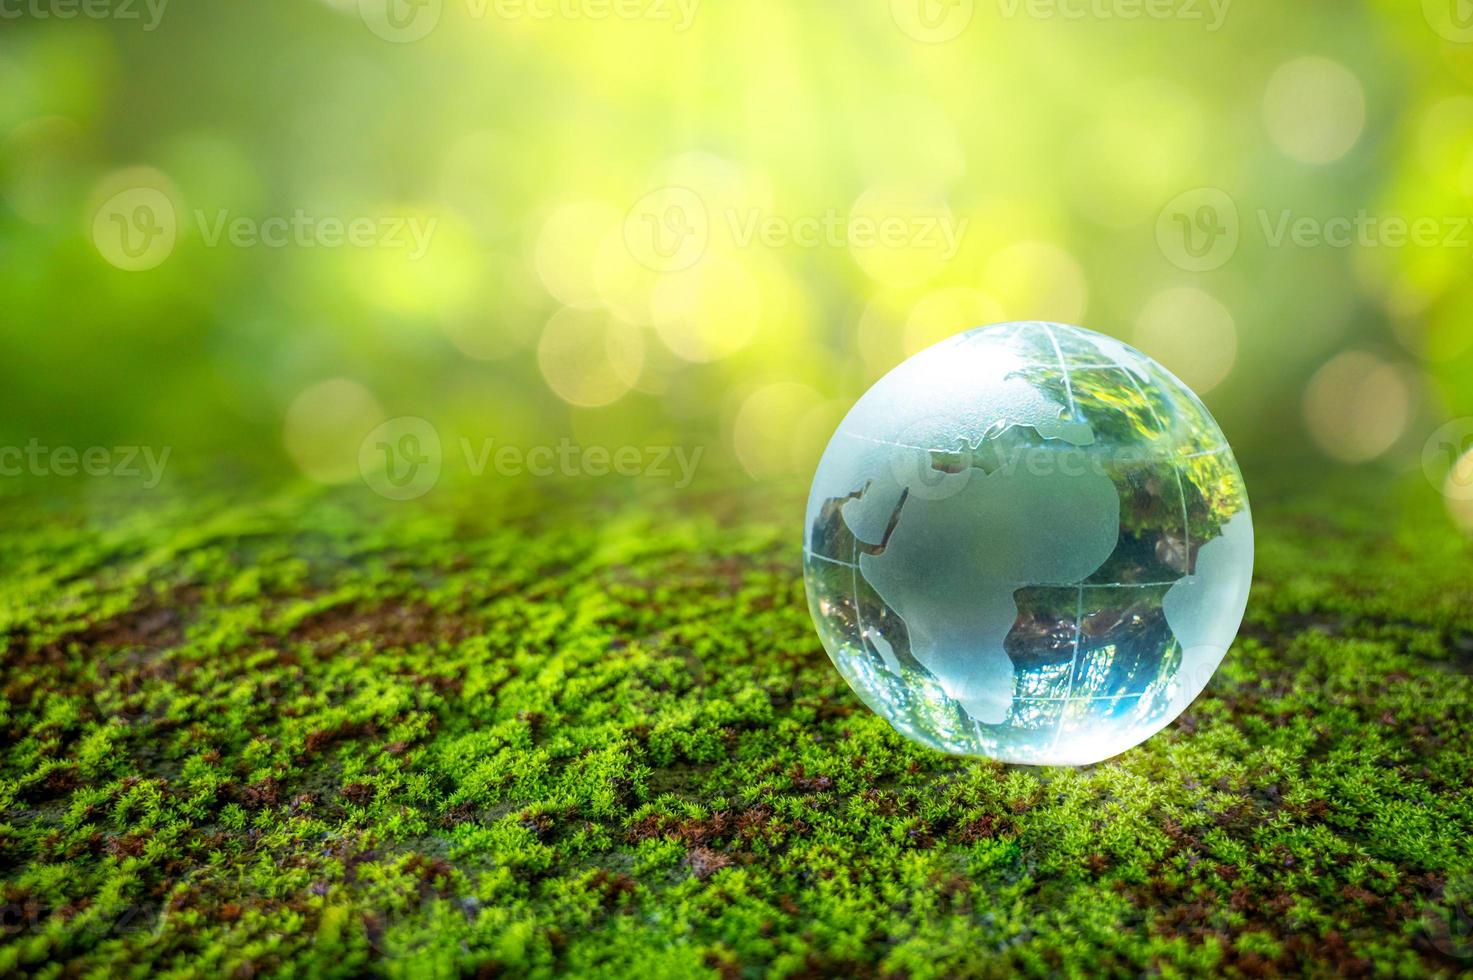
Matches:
[804,322,1253,765]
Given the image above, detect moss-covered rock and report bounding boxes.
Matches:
[1,476,1470,978]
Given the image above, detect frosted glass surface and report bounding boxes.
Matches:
[804,322,1253,765]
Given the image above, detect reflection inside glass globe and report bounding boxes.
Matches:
[804,321,1253,766]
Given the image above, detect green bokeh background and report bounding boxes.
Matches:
[5,8,1473,975]
[2,0,1472,501]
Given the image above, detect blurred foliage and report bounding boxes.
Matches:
[2,0,1473,494]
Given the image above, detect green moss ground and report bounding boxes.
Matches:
[1,476,1471,978]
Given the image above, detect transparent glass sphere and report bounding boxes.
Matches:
[804,322,1253,765]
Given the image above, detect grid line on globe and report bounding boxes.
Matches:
[804,322,1253,765]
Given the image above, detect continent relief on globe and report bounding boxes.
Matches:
[803,324,1252,763]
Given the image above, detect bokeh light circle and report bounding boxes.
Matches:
[1263,57,1365,164]
[651,255,762,362]
[980,242,1088,324]
[535,201,622,308]
[1303,352,1414,462]
[537,306,644,407]
[903,287,1004,357]
[1135,286,1238,394]
[284,379,385,484]
[733,382,826,479]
